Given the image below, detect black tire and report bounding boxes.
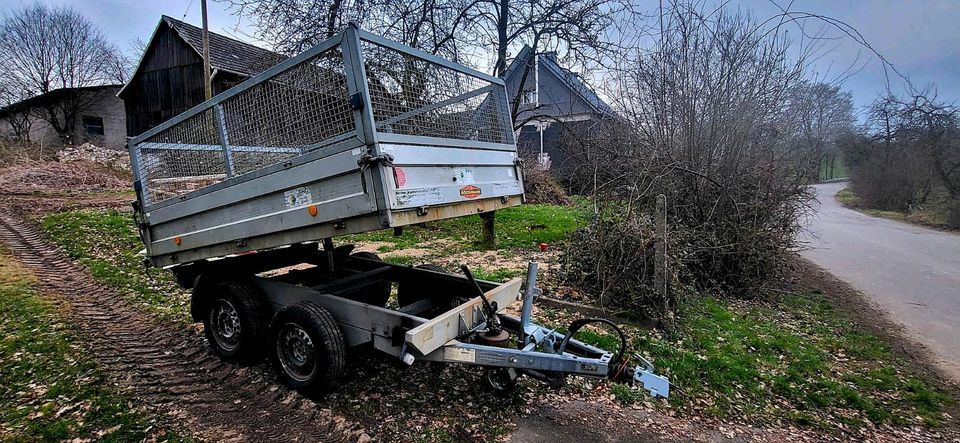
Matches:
[397,264,459,313]
[484,367,519,393]
[202,280,270,362]
[348,251,391,307]
[269,302,346,395]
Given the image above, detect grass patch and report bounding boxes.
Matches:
[834,188,859,207]
[631,294,952,428]
[611,383,643,404]
[819,157,847,181]
[471,268,525,283]
[382,255,416,266]
[40,209,189,325]
[345,204,584,254]
[538,291,952,429]
[0,248,188,441]
[835,188,957,231]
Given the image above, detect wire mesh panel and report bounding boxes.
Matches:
[138,109,226,206]
[133,46,356,207]
[361,41,513,145]
[219,47,354,176]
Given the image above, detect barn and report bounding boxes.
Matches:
[118,15,285,136]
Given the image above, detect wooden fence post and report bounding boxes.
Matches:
[654,194,671,324]
[480,210,496,250]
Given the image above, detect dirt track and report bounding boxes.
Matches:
[0,209,363,442]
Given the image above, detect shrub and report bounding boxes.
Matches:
[558,7,815,316]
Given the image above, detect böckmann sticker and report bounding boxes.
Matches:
[459,185,481,199]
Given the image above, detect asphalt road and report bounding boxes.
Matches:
[801,182,960,381]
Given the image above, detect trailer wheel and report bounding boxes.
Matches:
[202,280,269,361]
[269,302,345,395]
[484,367,519,393]
[397,264,459,313]
[348,252,391,307]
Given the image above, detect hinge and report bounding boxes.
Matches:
[350,92,364,110]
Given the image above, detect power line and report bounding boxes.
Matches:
[182,0,195,19]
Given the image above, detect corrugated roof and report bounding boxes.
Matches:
[162,15,286,77]
[504,45,615,118]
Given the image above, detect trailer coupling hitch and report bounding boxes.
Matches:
[628,356,671,399]
[562,317,671,399]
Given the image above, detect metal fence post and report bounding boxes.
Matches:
[212,105,234,177]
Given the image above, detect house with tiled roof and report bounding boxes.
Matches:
[503,45,616,170]
[119,15,286,136]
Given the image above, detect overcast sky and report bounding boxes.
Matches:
[5,0,958,118]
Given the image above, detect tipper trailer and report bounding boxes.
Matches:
[128,23,669,397]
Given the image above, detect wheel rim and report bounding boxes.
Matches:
[276,323,317,382]
[211,299,241,352]
[485,368,517,391]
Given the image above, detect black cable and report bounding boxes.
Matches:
[556,317,627,371]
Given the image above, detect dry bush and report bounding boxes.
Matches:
[843,136,933,212]
[518,151,572,205]
[557,5,816,317]
[0,139,49,164]
[0,154,129,193]
[844,93,960,226]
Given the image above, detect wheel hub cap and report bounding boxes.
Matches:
[212,299,241,351]
[278,324,317,382]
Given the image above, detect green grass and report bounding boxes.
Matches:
[471,268,525,282]
[344,204,584,254]
[41,209,190,325]
[611,383,643,404]
[37,204,582,326]
[0,248,188,441]
[628,294,951,428]
[835,188,958,231]
[819,157,847,181]
[835,188,858,207]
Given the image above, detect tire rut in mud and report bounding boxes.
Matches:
[0,211,360,442]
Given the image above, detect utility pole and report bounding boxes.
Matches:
[201,0,212,100]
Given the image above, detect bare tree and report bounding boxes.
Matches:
[0,77,34,143]
[784,82,855,180]
[0,3,122,144]
[845,91,960,225]
[221,0,628,65]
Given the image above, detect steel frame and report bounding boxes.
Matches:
[194,250,668,397]
[128,23,523,268]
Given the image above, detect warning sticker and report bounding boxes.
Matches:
[283,187,312,208]
[459,185,481,199]
[494,182,521,194]
[444,347,476,363]
[454,167,476,184]
[395,187,443,206]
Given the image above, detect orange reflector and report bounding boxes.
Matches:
[307,204,318,217]
[174,236,182,246]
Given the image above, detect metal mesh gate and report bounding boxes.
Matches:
[134,47,353,206]
[362,42,513,145]
[130,26,515,209]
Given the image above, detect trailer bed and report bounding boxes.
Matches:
[128,25,523,267]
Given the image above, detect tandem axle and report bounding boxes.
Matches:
[172,242,669,397]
